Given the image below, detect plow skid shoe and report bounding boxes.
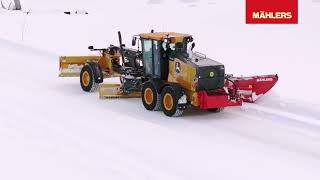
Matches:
[99,84,141,98]
[231,74,278,103]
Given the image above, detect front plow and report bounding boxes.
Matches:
[59,56,100,77]
[230,74,278,103]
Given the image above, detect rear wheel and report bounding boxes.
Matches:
[80,64,99,92]
[161,86,184,117]
[142,81,161,111]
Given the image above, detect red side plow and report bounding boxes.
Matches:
[227,74,278,103]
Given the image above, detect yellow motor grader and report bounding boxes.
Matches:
[59,31,278,117]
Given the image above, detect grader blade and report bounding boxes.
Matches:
[59,56,100,77]
[99,84,141,99]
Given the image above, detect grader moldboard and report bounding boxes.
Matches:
[59,31,278,117]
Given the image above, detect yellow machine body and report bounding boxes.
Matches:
[139,32,199,105]
[167,58,199,106]
[139,32,192,43]
[59,32,201,102]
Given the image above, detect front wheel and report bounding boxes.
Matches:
[80,64,99,92]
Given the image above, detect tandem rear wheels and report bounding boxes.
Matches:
[161,86,186,117]
[142,81,187,117]
[80,62,103,92]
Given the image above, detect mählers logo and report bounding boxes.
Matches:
[246,0,298,24]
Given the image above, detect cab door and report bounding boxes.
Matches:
[142,39,161,78]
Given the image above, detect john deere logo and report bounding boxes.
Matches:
[209,71,214,77]
[175,62,181,73]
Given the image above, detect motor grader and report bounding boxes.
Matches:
[59,31,278,117]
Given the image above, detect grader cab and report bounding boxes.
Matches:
[59,31,278,117]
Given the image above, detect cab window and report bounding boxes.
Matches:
[142,39,153,75]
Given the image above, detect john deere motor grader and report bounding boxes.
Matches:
[59,31,278,117]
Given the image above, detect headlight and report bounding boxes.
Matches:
[209,71,215,77]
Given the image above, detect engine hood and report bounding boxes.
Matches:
[190,54,224,67]
[175,53,226,91]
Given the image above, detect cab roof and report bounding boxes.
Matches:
[139,32,192,41]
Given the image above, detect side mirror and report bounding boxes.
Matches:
[88,46,94,50]
[132,37,137,46]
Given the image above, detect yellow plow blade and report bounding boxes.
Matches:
[99,84,141,98]
[59,56,100,77]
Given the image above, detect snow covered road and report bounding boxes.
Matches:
[1,37,320,180]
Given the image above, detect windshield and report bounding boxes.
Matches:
[162,39,189,59]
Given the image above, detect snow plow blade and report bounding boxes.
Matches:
[231,74,278,103]
[59,56,100,77]
[99,84,141,98]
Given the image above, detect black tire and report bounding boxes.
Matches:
[207,108,224,113]
[80,64,99,92]
[142,81,161,111]
[161,85,184,117]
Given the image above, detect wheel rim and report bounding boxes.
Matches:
[144,88,153,105]
[163,93,173,111]
[82,71,90,87]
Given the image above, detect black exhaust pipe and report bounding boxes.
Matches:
[118,31,125,66]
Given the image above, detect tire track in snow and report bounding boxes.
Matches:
[243,102,320,127]
[221,104,320,159]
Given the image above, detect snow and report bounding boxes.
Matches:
[1,0,320,179]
